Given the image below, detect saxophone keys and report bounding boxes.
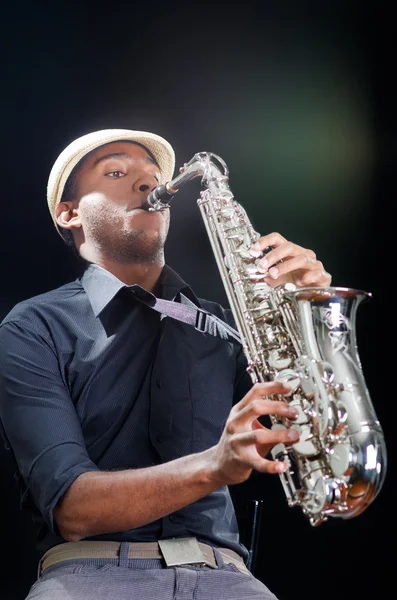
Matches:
[252,282,272,298]
[249,300,273,321]
[245,264,266,277]
[219,206,235,218]
[250,250,263,260]
[274,367,300,395]
[328,443,353,477]
[269,351,293,369]
[287,399,309,425]
[289,424,319,457]
[233,246,253,260]
[270,424,289,463]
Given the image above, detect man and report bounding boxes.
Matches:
[0,129,332,600]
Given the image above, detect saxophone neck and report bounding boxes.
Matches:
[143,152,228,211]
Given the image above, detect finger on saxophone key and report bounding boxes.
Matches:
[270,401,298,420]
[275,461,288,473]
[274,430,300,473]
[257,258,268,272]
[287,429,300,442]
[285,407,299,420]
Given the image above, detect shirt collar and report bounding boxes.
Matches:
[80,263,197,317]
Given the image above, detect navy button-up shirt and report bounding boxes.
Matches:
[0,263,252,559]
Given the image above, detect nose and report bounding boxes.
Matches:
[133,172,158,194]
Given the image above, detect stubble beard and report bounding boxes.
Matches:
[85,211,170,265]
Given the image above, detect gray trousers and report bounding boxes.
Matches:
[25,544,279,600]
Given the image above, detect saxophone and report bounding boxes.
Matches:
[144,152,387,526]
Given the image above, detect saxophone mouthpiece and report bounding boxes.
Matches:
[142,183,178,211]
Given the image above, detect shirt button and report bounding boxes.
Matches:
[169,515,177,522]
[156,434,163,443]
[156,379,163,388]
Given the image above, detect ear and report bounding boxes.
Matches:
[55,201,82,231]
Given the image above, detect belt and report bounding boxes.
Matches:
[40,539,250,576]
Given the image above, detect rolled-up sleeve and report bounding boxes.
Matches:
[0,319,99,533]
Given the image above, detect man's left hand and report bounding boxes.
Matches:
[251,232,332,288]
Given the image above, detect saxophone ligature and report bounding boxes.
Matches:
[143,152,387,526]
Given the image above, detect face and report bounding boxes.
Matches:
[63,141,170,264]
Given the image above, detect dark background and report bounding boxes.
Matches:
[1,1,394,599]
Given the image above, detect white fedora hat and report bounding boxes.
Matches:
[47,128,175,234]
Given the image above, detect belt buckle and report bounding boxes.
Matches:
[158,538,214,568]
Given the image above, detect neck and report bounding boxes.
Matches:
[80,253,163,291]
[77,237,165,290]
[99,259,164,290]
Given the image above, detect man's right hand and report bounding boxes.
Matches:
[209,382,300,486]
[54,381,299,541]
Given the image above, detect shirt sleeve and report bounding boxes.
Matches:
[0,319,99,534]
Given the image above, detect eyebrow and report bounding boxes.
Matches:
[93,152,158,168]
